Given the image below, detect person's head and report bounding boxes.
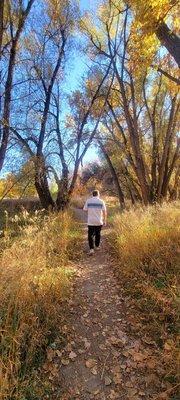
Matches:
[92,190,100,197]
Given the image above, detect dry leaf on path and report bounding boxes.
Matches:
[61,358,70,366]
[104,376,112,386]
[91,367,98,375]
[127,388,138,397]
[85,358,97,368]
[109,389,119,399]
[69,351,77,360]
[84,338,91,349]
[46,348,55,361]
[113,373,122,384]
[56,350,62,357]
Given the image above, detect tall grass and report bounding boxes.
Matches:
[110,202,180,387]
[0,211,80,400]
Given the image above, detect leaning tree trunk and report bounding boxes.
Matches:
[0,45,16,171]
[0,0,35,173]
[98,140,125,210]
[35,158,55,210]
[128,185,136,205]
[116,73,150,204]
[169,166,180,200]
[156,21,180,68]
[157,96,176,200]
[35,174,55,210]
[161,143,180,198]
[56,178,70,210]
[0,0,4,59]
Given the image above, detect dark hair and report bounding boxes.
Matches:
[93,190,99,197]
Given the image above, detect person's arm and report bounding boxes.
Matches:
[83,200,88,212]
[102,202,107,226]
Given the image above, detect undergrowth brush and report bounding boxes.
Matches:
[110,202,180,392]
[71,195,120,215]
[70,195,86,209]
[0,211,80,399]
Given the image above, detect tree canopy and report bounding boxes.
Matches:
[0,0,179,207]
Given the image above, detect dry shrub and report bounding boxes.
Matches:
[0,211,80,399]
[110,202,180,383]
[70,195,87,209]
[1,198,40,213]
[71,194,120,212]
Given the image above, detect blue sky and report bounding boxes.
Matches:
[63,0,101,165]
[0,0,101,178]
[65,0,100,92]
[80,0,100,12]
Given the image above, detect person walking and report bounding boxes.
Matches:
[83,190,107,255]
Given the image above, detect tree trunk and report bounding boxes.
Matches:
[150,121,158,202]
[112,65,150,204]
[123,165,142,203]
[56,178,70,210]
[169,166,180,200]
[128,186,136,205]
[0,0,35,172]
[98,141,125,210]
[56,109,69,210]
[161,143,180,198]
[0,44,16,171]
[157,96,176,199]
[156,22,180,67]
[0,0,4,58]
[122,107,150,203]
[34,39,66,209]
[35,157,55,210]
[35,176,55,210]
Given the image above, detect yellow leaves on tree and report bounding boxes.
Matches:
[127,0,179,75]
[128,27,158,74]
[46,0,77,31]
[127,0,175,33]
[80,1,125,57]
[0,161,36,199]
[80,12,106,58]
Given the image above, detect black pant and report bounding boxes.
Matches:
[88,225,102,249]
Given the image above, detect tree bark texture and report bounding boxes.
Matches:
[156,21,180,67]
[98,140,125,210]
[35,157,55,209]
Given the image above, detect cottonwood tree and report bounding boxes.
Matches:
[96,119,142,207]
[9,0,113,209]
[126,0,180,68]
[0,0,4,57]
[9,0,76,209]
[54,69,112,209]
[108,0,180,84]
[81,0,179,204]
[0,0,35,172]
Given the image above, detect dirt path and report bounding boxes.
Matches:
[50,211,168,400]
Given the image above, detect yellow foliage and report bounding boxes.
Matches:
[127,0,179,73]
[47,0,78,31]
[128,27,158,73]
[127,0,178,33]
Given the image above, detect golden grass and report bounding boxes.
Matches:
[70,195,87,209]
[0,210,80,399]
[110,202,180,385]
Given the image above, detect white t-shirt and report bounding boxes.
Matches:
[83,196,106,226]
